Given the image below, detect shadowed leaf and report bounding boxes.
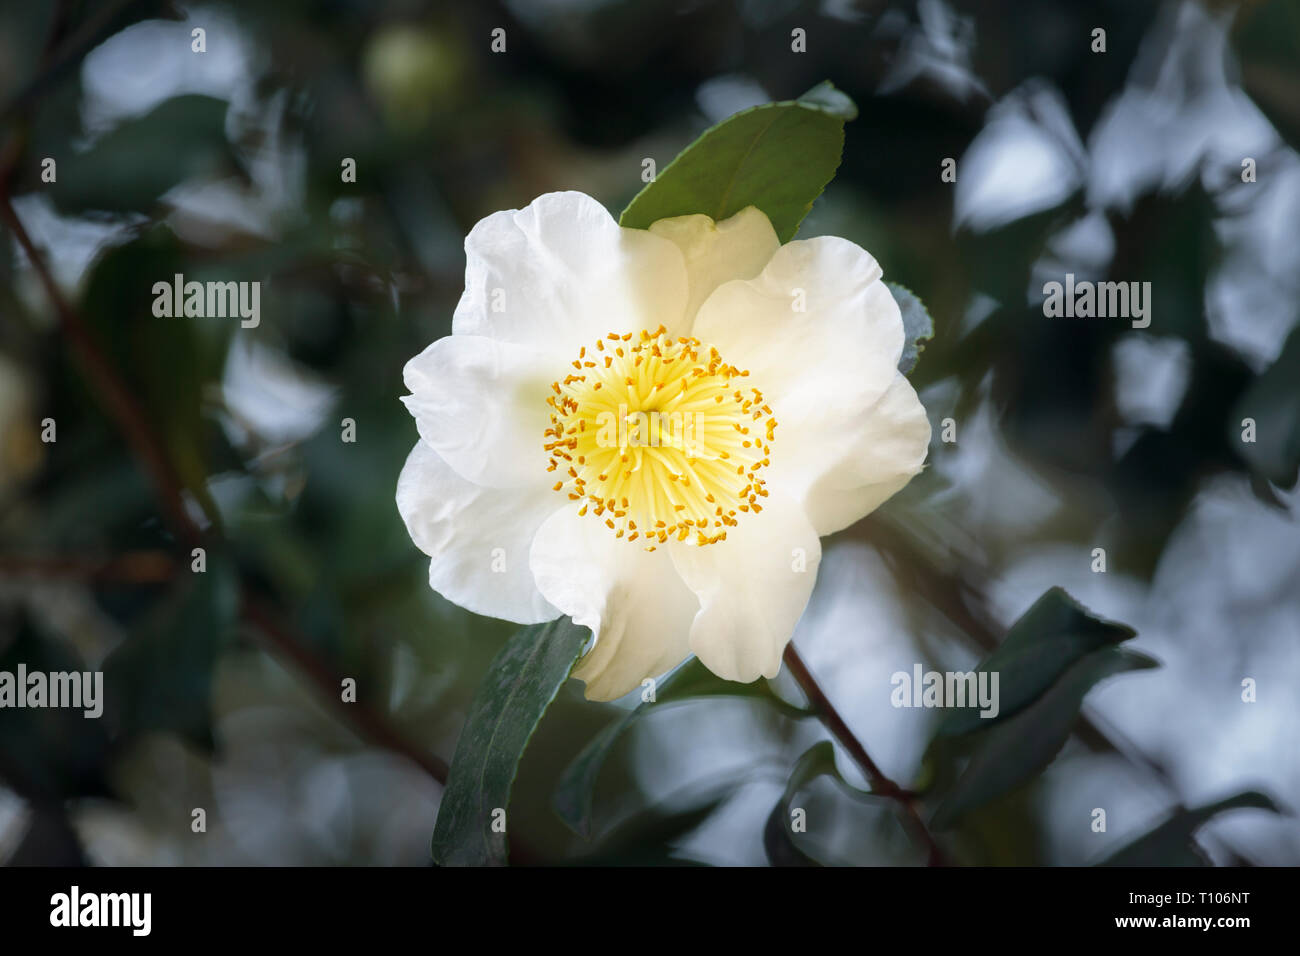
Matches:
[433,617,588,866]
[931,645,1158,829]
[554,656,807,838]
[1100,791,1282,866]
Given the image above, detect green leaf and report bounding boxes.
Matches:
[48,95,240,214]
[553,656,807,838]
[102,553,240,753]
[1233,323,1300,490]
[1100,791,1282,866]
[433,617,589,866]
[888,282,935,376]
[936,587,1137,737]
[572,782,732,866]
[619,82,856,242]
[762,741,885,866]
[764,742,838,867]
[1236,0,1300,154]
[78,227,226,522]
[0,610,113,804]
[931,645,1158,830]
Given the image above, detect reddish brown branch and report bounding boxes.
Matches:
[0,189,449,791]
[0,195,203,547]
[0,552,177,584]
[242,596,449,784]
[783,643,947,866]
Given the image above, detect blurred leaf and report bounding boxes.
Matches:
[936,587,1136,737]
[1100,791,1282,866]
[795,80,859,120]
[1233,323,1300,490]
[1236,0,1300,153]
[888,282,934,376]
[573,783,730,866]
[6,806,87,866]
[49,95,238,214]
[102,552,239,753]
[764,742,837,867]
[0,611,114,804]
[947,0,1159,138]
[762,740,886,867]
[433,617,588,866]
[931,646,1158,830]
[1,0,179,127]
[0,3,55,104]
[553,655,807,838]
[619,82,856,241]
[959,200,1080,307]
[78,227,224,520]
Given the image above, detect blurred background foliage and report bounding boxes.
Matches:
[0,0,1297,865]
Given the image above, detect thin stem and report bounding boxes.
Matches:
[242,596,449,784]
[782,643,947,866]
[0,195,203,546]
[0,189,450,789]
[0,551,177,584]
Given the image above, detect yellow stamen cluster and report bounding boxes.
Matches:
[544,326,777,550]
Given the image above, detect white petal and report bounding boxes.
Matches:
[690,236,903,425]
[396,441,560,625]
[772,372,931,536]
[690,235,926,533]
[401,334,554,489]
[529,505,697,701]
[452,191,690,351]
[648,205,780,322]
[668,491,820,683]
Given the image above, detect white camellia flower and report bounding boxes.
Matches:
[397,192,930,701]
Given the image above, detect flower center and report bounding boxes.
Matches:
[545,326,777,550]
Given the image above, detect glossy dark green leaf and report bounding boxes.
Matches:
[936,587,1137,737]
[888,282,935,376]
[931,645,1158,830]
[102,553,240,753]
[619,82,856,241]
[553,655,807,838]
[1100,791,1281,866]
[433,617,588,866]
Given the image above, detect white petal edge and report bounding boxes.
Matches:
[452,191,691,353]
[648,205,780,324]
[396,440,561,625]
[771,371,932,537]
[668,490,821,684]
[528,504,698,701]
[690,236,904,430]
[401,334,555,489]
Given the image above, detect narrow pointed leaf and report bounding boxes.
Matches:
[1100,791,1282,866]
[931,646,1158,830]
[432,617,588,866]
[937,587,1137,737]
